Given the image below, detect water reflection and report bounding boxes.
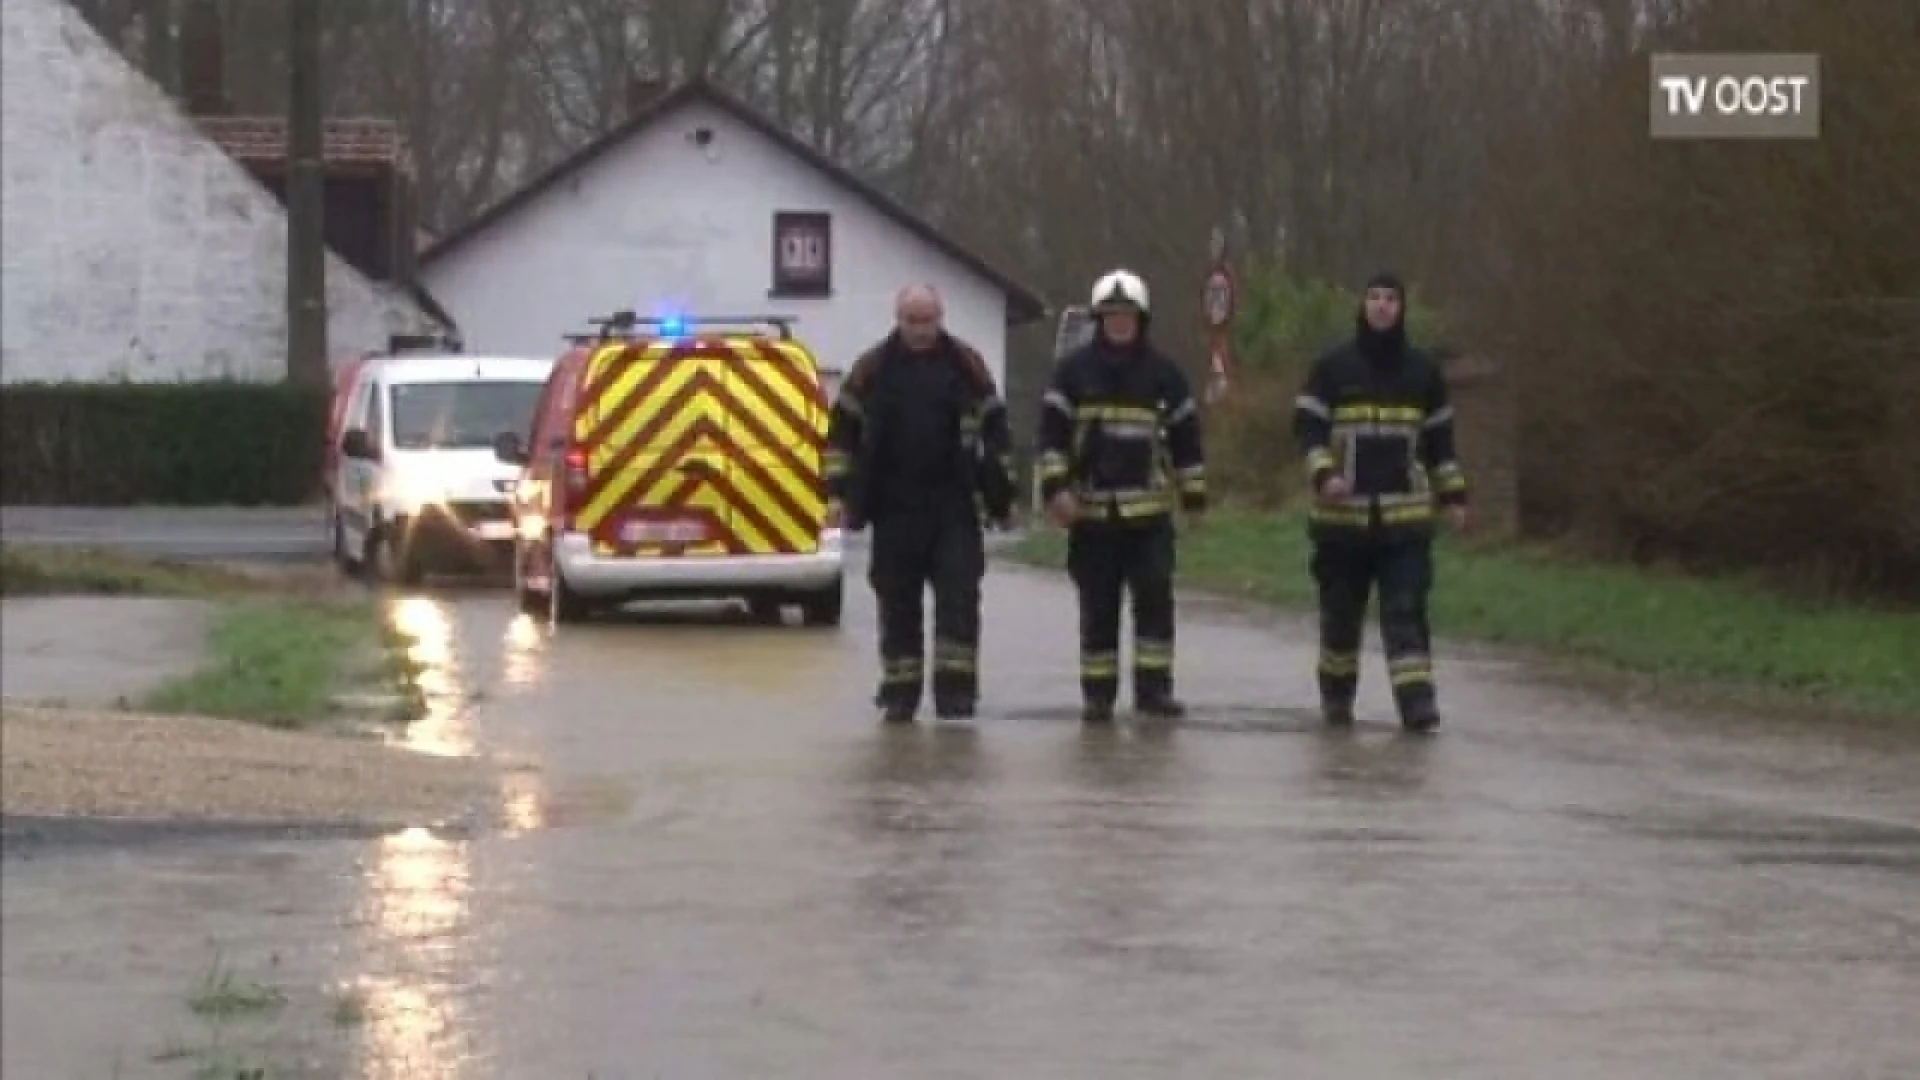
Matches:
[857,724,989,807]
[355,598,487,1075]
[499,766,547,837]
[387,594,471,757]
[352,825,473,1079]
[844,725,996,936]
[1068,722,1181,795]
[1054,725,1188,968]
[499,612,546,690]
[1307,729,1437,800]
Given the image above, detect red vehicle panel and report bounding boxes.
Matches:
[322,354,370,498]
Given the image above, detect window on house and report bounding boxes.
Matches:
[770,211,832,297]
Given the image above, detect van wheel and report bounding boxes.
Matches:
[747,596,785,625]
[368,520,425,587]
[799,578,842,628]
[331,508,363,577]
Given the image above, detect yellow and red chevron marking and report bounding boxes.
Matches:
[571,338,828,556]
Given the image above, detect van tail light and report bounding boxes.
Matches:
[561,446,590,524]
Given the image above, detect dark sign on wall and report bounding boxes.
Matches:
[771,211,832,296]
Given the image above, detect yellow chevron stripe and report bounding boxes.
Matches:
[725,457,813,553]
[597,357,725,460]
[572,343,661,442]
[570,338,829,554]
[718,343,825,553]
[579,419,723,530]
[737,444,821,522]
[721,340,825,444]
[576,399,717,530]
[589,471,732,558]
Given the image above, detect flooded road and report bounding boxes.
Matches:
[6,553,1920,1078]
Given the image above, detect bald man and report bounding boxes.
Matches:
[825,286,1016,723]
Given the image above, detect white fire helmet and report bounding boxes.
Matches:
[1090,269,1150,315]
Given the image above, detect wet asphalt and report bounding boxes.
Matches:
[4,540,1919,1078]
[0,505,331,562]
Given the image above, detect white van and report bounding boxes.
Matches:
[328,352,554,583]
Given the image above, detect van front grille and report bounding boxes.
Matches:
[445,500,511,525]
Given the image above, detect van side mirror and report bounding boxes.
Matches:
[340,428,375,460]
[493,430,529,465]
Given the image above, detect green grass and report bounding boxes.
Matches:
[1005,510,1920,716]
[6,542,418,729]
[0,544,255,596]
[329,986,368,1028]
[158,952,291,1080]
[143,599,373,728]
[186,958,287,1022]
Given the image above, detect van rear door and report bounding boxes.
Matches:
[570,341,735,557]
[716,338,829,556]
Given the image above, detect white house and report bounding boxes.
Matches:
[417,79,1046,398]
[0,0,440,384]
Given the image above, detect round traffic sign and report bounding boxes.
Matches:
[1203,268,1236,328]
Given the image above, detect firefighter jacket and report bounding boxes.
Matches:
[1292,340,1468,540]
[824,332,1016,526]
[1036,340,1207,522]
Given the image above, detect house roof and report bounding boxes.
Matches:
[417,79,1047,326]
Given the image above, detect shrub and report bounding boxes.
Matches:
[1460,0,1920,598]
[0,381,329,505]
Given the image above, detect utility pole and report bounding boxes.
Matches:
[138,0,175,94]
[285,0,327,385]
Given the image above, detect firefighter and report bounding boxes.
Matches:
[1292,271,1470,733]
[1036,270,1207,724]
[825,285,1016,723]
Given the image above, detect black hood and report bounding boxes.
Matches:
[1354,270,1407,364]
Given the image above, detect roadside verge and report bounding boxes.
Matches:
[0,545,486,833]
[1000,510,1920,717]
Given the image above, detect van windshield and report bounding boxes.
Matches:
[389,380,546,450]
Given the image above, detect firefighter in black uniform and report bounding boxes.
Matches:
[1036,270,1207,724]
[825,285,1016,723]
[1292,271,1470,733]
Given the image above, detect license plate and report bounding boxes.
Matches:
[622,519,708,544]
[470,520,514,540]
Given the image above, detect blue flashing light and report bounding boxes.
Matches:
[658,314,687,339]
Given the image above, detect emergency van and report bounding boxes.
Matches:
[493,311,842,626]
[327,338,553,584]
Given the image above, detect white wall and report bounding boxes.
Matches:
[420,98,1011,393]
[0,0,436,384]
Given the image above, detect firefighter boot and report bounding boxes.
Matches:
[1400,702,1441,734]
[935,698,976,721]
[1135,692,1186,720]
[1321,700,1356,728]
[1128,528,1183,721]
[874,658,923,724]
[1131,640,1184,719]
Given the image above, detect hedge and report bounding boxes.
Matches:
[0,382,329,505]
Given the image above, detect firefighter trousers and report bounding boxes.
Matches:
[868,502,986,709]
[1310,536,1438,718]
[1067,517,1177,706]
